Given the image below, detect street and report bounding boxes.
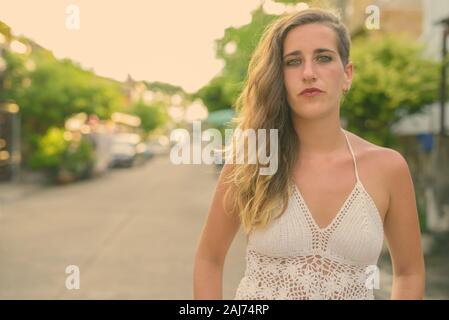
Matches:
[0,155,247,299]
[0,154,446,299]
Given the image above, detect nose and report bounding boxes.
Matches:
[302,59,317,82]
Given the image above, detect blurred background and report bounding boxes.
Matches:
[0,0,448,299]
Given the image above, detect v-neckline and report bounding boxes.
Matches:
[292,181,361,232]
[291,128,361,232]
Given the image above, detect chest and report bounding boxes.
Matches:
[292,155,389,228]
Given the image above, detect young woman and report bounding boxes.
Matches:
[193,8,425,300]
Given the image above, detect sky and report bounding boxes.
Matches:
[0,0,265,93]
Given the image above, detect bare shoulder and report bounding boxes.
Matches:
[345,130,412,220]
[345,130,409,173]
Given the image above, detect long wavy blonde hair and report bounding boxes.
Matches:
[223,8,351,235]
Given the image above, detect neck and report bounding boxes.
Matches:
[292,115,347,160]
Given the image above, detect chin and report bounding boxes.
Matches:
[290,103,332,119]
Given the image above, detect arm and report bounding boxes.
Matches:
[193,164,241,299]
[383,150,425,299]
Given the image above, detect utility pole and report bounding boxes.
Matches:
[440,22,448,137]
[436,17,449,137]
[427,16,449,232]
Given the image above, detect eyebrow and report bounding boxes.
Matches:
[283,48,337,59]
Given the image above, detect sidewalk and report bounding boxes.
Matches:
[0,171,47,205]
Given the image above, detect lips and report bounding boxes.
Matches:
[300,87,324,95]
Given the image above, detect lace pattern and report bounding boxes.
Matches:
[235,249,374,300]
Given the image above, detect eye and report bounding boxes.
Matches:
[285,59,301,66]
[316,55,332,63]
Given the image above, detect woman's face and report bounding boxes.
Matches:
[282,23,352,119]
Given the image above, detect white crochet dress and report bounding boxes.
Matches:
[235,129,384,300]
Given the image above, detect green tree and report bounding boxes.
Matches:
[0,45,30,102]
[343,34,439,146]
[1,47,125,163]
[145,81,189,96]
[18,51,124,134]
[195,7,277,113]
[28,127,94,182]
[130,101,168,133]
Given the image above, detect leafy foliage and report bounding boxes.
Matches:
[28,127,94,181]
[1,46,125,163]
[195,7,277,112]
[130,100,168,133]
[343,34,439,146]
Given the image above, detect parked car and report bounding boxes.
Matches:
[146,136,170,156]
[142,143,155,160]
[109,133,146,168]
